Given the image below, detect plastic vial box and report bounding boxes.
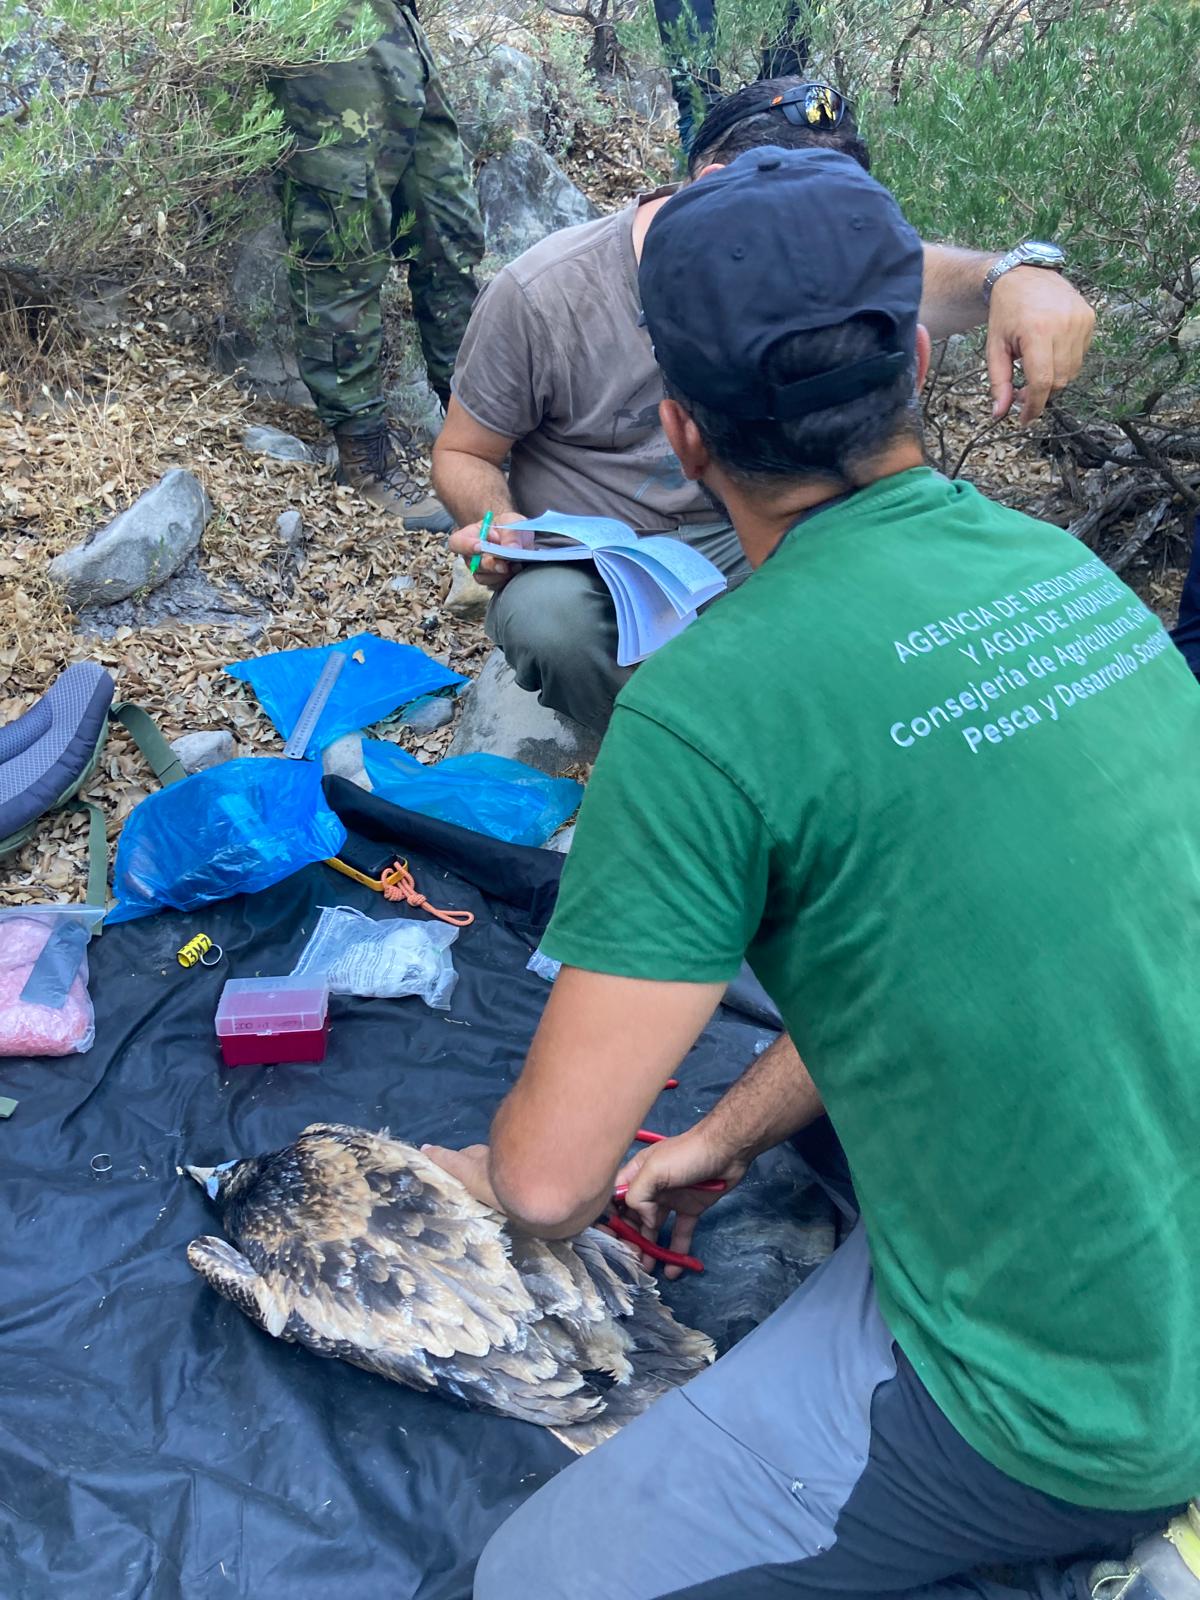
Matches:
[214,976,330,1067]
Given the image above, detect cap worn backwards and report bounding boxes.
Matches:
[638,146,925,422]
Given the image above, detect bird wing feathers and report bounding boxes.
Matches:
[187,1122,714,1438]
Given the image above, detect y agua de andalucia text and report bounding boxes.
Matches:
[888,556,1173,755]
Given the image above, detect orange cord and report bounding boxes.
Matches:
[379,859,475,927]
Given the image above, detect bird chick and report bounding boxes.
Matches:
[186,1122,714,1452]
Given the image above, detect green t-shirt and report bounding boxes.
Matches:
[543,467,1200,1510]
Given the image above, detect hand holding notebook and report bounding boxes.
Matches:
[475,511,728,665]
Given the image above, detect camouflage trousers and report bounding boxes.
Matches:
[271,0,484,433]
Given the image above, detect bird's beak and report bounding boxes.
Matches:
[185,1160,236,1200]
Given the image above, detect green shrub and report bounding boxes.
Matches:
[541,21,615,156]
[868,1,1200,437]
[0,0,379,275]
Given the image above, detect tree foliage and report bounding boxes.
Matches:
[0,0,379,273]
[868,0,1200,436]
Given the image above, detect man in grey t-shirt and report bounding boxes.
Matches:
[433,79,1096,736]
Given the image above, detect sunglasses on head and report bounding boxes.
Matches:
[770,81,849,130]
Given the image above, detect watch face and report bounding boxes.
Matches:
[1020,240,1065,267]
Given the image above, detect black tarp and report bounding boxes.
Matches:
[0,780,831,1599]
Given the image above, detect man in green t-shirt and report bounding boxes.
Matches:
[429,148,1200,1600]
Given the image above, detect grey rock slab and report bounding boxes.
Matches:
[400,694,455,733]
[74,280,133,333]
[454,45,547,156]
[169,730,235,773]
[602,65,674,126]
[476,137,599,263]
[243,425,318,464]
[320,731,372,791]
[49,469,211,609]
[447,648,599,774]
[212,214,313,411]
[74,556,268,639]
[276,509,305,549]
[442,557,492,622]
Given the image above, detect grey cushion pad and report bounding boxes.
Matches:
[0,662,115,843]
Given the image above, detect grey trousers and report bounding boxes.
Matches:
[473,1222,1177,1600]
[485,520,751,736]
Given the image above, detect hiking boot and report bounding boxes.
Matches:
[1090,1504,1200,1600]
[334,423,452,533]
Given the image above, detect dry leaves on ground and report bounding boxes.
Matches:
[0,307,489,905]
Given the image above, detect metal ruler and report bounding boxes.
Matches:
[283,650,347,759]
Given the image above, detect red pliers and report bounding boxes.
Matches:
[605,1128,726,1275]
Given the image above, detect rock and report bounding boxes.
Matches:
[74,280,133,334]
[931,332,981,376]
[603,65,674,127]
[161,305,201,340]
[321,731,372,791]
[170,730,235,774]
[1,10,72,117]
[276,509,305,550]
[74,556,269,640]
[212,212,313,411]
[401,694,455,733]
[453,45,547,157]
[243,425,317,464]
[442,557,492,622]
[49,469,211,609]
[447,648,600,774]
[385,372,445,444]
[476,138,600,263]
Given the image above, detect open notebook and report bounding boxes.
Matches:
[476,512,728,666]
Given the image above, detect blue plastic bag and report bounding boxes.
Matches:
[108,758,347,923]
[226,634,465,755]
[361,743,582,848]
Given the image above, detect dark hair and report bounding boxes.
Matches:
[666,316,921,489]
[688,78,871,178]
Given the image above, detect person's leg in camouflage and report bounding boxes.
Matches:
[396,18,484,412]
[271,2,478,527]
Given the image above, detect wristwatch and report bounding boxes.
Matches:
[983,240,1067,303]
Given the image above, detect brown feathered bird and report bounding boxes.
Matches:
[185,1122,715,1453]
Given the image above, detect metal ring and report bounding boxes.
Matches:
[199,943,224,968]
[90,1154,113,1174]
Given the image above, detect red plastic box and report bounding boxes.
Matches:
[214,976,330,1067]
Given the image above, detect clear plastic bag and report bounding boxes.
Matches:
[291,905,459,1009]
[0,904,104,1057]
[108,758,346,923]
[526,945,562,984]
[361,743,583,848]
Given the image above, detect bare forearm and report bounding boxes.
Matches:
[487,971,727,1239]
[431,447,517,528]
[490,1089,614,1239]
[700,1034,823,1166]
[920,244,999,340]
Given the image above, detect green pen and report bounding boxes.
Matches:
[469,510,494,575]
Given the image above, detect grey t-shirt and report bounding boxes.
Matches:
[451,196,714,534]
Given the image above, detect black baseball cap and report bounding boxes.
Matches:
[639,146,924,421]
